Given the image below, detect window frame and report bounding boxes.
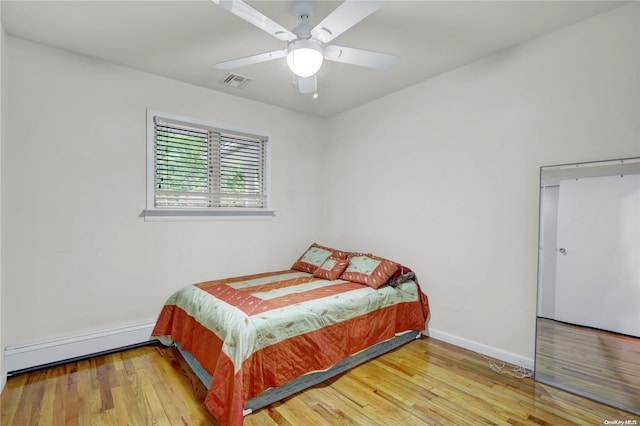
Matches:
[144,110,274,221]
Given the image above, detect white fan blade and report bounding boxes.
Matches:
[298,75,316,94]
[213,0,297,42]
[311,0,383,43]
[215,49,287,70]
[324,45,399,69]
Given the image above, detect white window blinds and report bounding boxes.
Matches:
[153,116,268,210]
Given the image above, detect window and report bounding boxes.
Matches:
[145,110,273,220]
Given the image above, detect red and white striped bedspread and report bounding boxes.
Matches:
[151,269,429,425]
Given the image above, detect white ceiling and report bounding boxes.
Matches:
[1,0,627,118]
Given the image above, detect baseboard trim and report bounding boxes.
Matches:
[3,323,534,377]
[4,321,157,374]
[423,328,535,371]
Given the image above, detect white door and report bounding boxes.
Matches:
[554,174,640,337]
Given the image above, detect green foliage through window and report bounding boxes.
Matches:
[154,119,267,209]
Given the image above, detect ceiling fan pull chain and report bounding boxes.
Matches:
[313,75,318,99]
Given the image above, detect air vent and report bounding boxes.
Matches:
[221,73,252,89]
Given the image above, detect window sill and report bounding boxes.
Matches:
[143,208,276,222]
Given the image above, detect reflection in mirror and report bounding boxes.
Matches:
[535,158,640,416]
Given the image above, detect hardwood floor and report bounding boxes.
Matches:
[2,337,638,425]
[535,317,640,415]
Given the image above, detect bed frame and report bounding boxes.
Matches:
[176,330,421,415]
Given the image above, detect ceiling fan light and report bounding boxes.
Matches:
[286,40,324,78]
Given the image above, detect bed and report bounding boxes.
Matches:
[151,244,430,425]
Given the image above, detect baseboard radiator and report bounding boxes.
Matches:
[4,322,157,375]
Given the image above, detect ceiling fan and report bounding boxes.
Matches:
[212,0,399,96]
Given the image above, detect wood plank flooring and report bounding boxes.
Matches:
[2,337,638,425]
[535,317,640,415]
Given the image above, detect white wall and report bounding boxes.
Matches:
[324,3,640,360]
[2,37,327,348]
[537,185,558,319]
[3,2,640,369]
[0,0,5,390]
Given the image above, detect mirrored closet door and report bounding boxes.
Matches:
[535,157,640,415]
